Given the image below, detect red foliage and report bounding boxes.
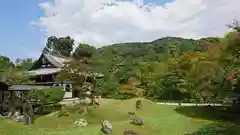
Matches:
[226,74,234,81]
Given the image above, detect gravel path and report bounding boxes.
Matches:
[156,102,223,106]
[60,98,224,107]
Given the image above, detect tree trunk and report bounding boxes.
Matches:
[81,105,88,116]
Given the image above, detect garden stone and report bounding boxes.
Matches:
[130,117,144,126]
[23,115,33,125]
[74,119,88,127]
[128,112,136,115]
[12,111,22,122]
[101,127,112,134]
[13,111,21,117]
[101,120,112,134]
[15,115,25,123]
[102,120,112,129]
[123,129,141,135]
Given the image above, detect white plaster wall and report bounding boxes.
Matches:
[63,92,73,99]
[52,83,73,99]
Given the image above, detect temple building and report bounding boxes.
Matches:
[26,48,104,99]
[27,48,68,82]
[27,49,73,98]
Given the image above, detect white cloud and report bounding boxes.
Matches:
[33,0,240,48]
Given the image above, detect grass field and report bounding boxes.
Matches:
[0,98,237,135]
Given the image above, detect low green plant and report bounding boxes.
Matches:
[30,87,65,104]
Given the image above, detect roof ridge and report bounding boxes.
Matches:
[42,47,69,59]
[43,52,63,68]
[50,52,68,59]
[46,48,69,59]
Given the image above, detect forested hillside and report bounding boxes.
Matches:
[89,36,221,99]
[0,36,221,99]
[1,20,240,103]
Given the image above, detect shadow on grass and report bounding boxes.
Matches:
[175,106,240,135]
[185,123,240,135]
[175,106,240,123]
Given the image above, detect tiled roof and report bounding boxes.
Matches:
[27,48,70,75]
[27,68,61,76]
[27,48,104,77]
[8,85,51,91]
[43,51,70,68]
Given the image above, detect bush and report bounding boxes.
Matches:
[30,87,65,104]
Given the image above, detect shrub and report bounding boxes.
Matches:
[30,87,65,104]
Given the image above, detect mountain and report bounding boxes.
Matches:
[89,37,221,97]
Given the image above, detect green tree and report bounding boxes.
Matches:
[218,20,240,97]
[156,52,220,102]
[0,56,14,71]
[56,58,91,84]
[72,43,96,59]
[15,58,34,70]
[0,56,14,82]
[46,36,74,57]
[29,87,64,113]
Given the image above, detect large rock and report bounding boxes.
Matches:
[102,120,112,129]
[74,119,88,127]
[124,129,141,135]
[23,115,33,125]
[101,127,112,134]
[101,120,112,134]
[11,111,27,123]
[12,111,21,121]
[15,115,25,123]
[130,117,144,126]
[13,111,21,117]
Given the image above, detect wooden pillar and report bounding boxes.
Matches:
[52,74,54,81]
[0,91,3,103]
[0,91,3,115]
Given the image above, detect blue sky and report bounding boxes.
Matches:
[0,0,175,61]
[0,0,48,61]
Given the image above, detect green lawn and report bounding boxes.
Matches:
[0,99,232,135]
